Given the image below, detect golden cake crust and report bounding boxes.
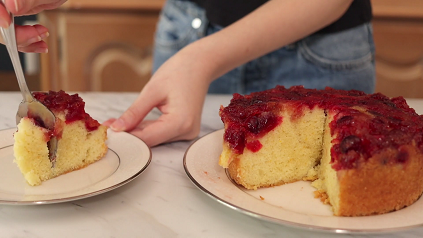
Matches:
[336,145,423,216]
[228,157,288,189]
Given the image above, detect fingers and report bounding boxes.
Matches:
[19,40,47,53]
[109,86,162,132]
[0,0,67,27]
[5,0,67,16]
[2,0,17,14]
[131,116,200,147]
[16,24,48,45]
[132,119,178,147]
[108,111,200,147]
[102,118,116,127]
[0,3,11,28]
[0,24,49,52]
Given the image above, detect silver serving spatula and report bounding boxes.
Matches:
[0,1,57,166]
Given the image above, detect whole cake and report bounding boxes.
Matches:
[13,90,108,186]
[219,85,423,216]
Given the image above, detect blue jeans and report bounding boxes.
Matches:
[153,0,376,94]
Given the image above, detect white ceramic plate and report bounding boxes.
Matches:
[184,129,423,234]
[0,128,151,205]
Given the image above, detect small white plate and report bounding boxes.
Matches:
[0,128,151,205]
[184,129,423,234]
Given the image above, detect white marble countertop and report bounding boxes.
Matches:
[0,91,423,238]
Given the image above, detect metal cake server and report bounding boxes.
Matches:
[0,2,57,165]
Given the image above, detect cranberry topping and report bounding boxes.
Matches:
[397,148,409,163]
[220,86,423,170]
[28,117,52,142]
[31,116,46,128]
[246,140,263,153]
[224,126,246,154]
[340,135,362,154]
[33,90,100,131]
[220,92,283,154]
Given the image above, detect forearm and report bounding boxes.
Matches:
[182,0,353,82]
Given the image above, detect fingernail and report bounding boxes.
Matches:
[40,32,49,39]
[34,48,48,53]
[22,35,41,46]
[20,33,49,48]
[110,118,126,131]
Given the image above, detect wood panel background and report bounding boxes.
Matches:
[372,0,423,98]
[39,0,164,92]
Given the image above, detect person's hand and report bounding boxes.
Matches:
[0,0,67,52]
[103,44,213,147]
[104,0,355,147]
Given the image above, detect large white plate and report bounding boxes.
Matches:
[0,128,151,205]
[184,129,423,234]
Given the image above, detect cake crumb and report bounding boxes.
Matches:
[260,196,265,200]
[314,190,330,204]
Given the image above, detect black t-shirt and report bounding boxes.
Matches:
[190,0,372,34]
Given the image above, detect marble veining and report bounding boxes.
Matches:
[0,91,422,238]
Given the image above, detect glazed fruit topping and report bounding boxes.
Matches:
[33,90,100,131]
[340,135,362,154]
[220,86,423,170]
[31,115,46,128]
[246,140,263,153]
[220,93,283,154]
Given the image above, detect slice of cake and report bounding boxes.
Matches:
[13,90,108,186]
[219,86,423,216]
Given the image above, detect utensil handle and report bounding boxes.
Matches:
[0,1,33,102]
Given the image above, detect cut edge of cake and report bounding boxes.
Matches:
[13,92,108,186]
[220,106,326,190]
[218,86,423,217]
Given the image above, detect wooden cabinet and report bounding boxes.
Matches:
[39,0,165,92]
[371,0,423,98]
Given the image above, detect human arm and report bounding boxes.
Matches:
[0,0,66,52]
[106,0,353,147]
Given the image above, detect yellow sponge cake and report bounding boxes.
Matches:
[219,86,423,216]
[13,91,108,186]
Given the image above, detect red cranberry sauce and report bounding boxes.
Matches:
[329,93,423,170]
[28,117,52,142]
[246,140,263,152]
[220,92,283,154]
[33,90,100,131]
[220,86,423,170]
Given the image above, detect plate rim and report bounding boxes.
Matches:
[0,127,152,205]
[183,129,423,234]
